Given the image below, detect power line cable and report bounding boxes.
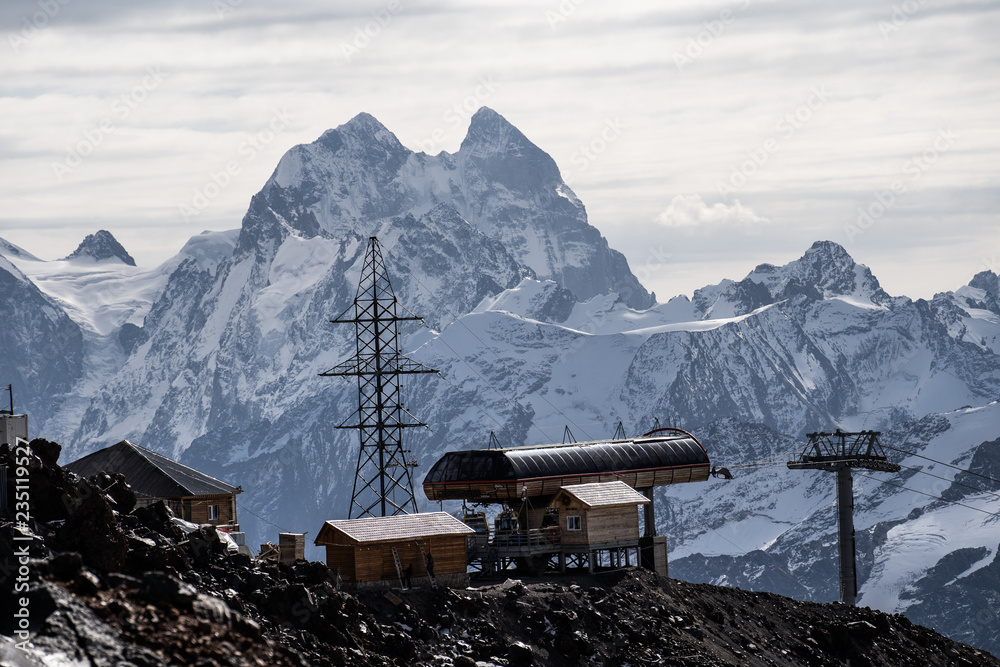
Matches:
[397,306,559,445]
[896,462,1000,502]
[401,299,585,443]
[237,500,289,532]
[881,442,1000,487]
[721,454,1000,504]
[323,241,561,446]
[854,472,1000,519]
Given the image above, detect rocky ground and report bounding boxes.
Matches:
[2,439,998,666]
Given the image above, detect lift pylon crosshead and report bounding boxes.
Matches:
[787,429,900,605]
[321,237,437,519]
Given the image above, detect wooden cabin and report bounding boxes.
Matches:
[315,512,474,589]
[550,481,650,546]
[64,440,242,529]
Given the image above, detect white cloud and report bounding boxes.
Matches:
[656,194,768,228]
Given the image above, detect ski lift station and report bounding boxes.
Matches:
[311,238,713,587]
[422,428,711,578]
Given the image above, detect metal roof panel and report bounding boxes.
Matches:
[316,512,474,545]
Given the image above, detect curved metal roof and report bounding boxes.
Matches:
[423,429,709,486]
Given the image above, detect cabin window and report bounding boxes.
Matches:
[208,504,219,521]
[567,515,581,531]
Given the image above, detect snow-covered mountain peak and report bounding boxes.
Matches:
[945,271,1000,341]
[461,107,547,161]
[62,230,136,266]
[969,270,1000,300]
[0,254,28,284]
[458,107,563,193]
[257,110,653,308]
[324,111,406,153]
[747,240,889,306]
[692,240,891,318]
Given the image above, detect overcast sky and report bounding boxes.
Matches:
[2,0,997,301]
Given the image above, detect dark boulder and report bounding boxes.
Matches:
[29,437,61,468]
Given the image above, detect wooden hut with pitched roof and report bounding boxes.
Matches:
[315,512,474,589]
[65,440,242,529]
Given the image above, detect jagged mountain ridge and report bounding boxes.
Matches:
[62,229,136,266]
[263,107,653,310]
[2,109,1000,656]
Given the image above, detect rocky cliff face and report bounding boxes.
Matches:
[0,255,84,426]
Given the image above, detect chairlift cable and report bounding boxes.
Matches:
[853,472,1000,519]
[896,463,1000,502]
[880,442,1000,487]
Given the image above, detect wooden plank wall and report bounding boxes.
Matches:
[584,507,641,543]
[325,545,356,581]
[557,502,588,545]
[135,493,237,527]
[185,493,237,526]
[330,536,470,583]
[557,503,641,545]
[427,536,467,576]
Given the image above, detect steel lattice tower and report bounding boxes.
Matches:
[321,237,437,519]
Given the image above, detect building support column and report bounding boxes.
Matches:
[836,465,857,606]
[642,487,656,537]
